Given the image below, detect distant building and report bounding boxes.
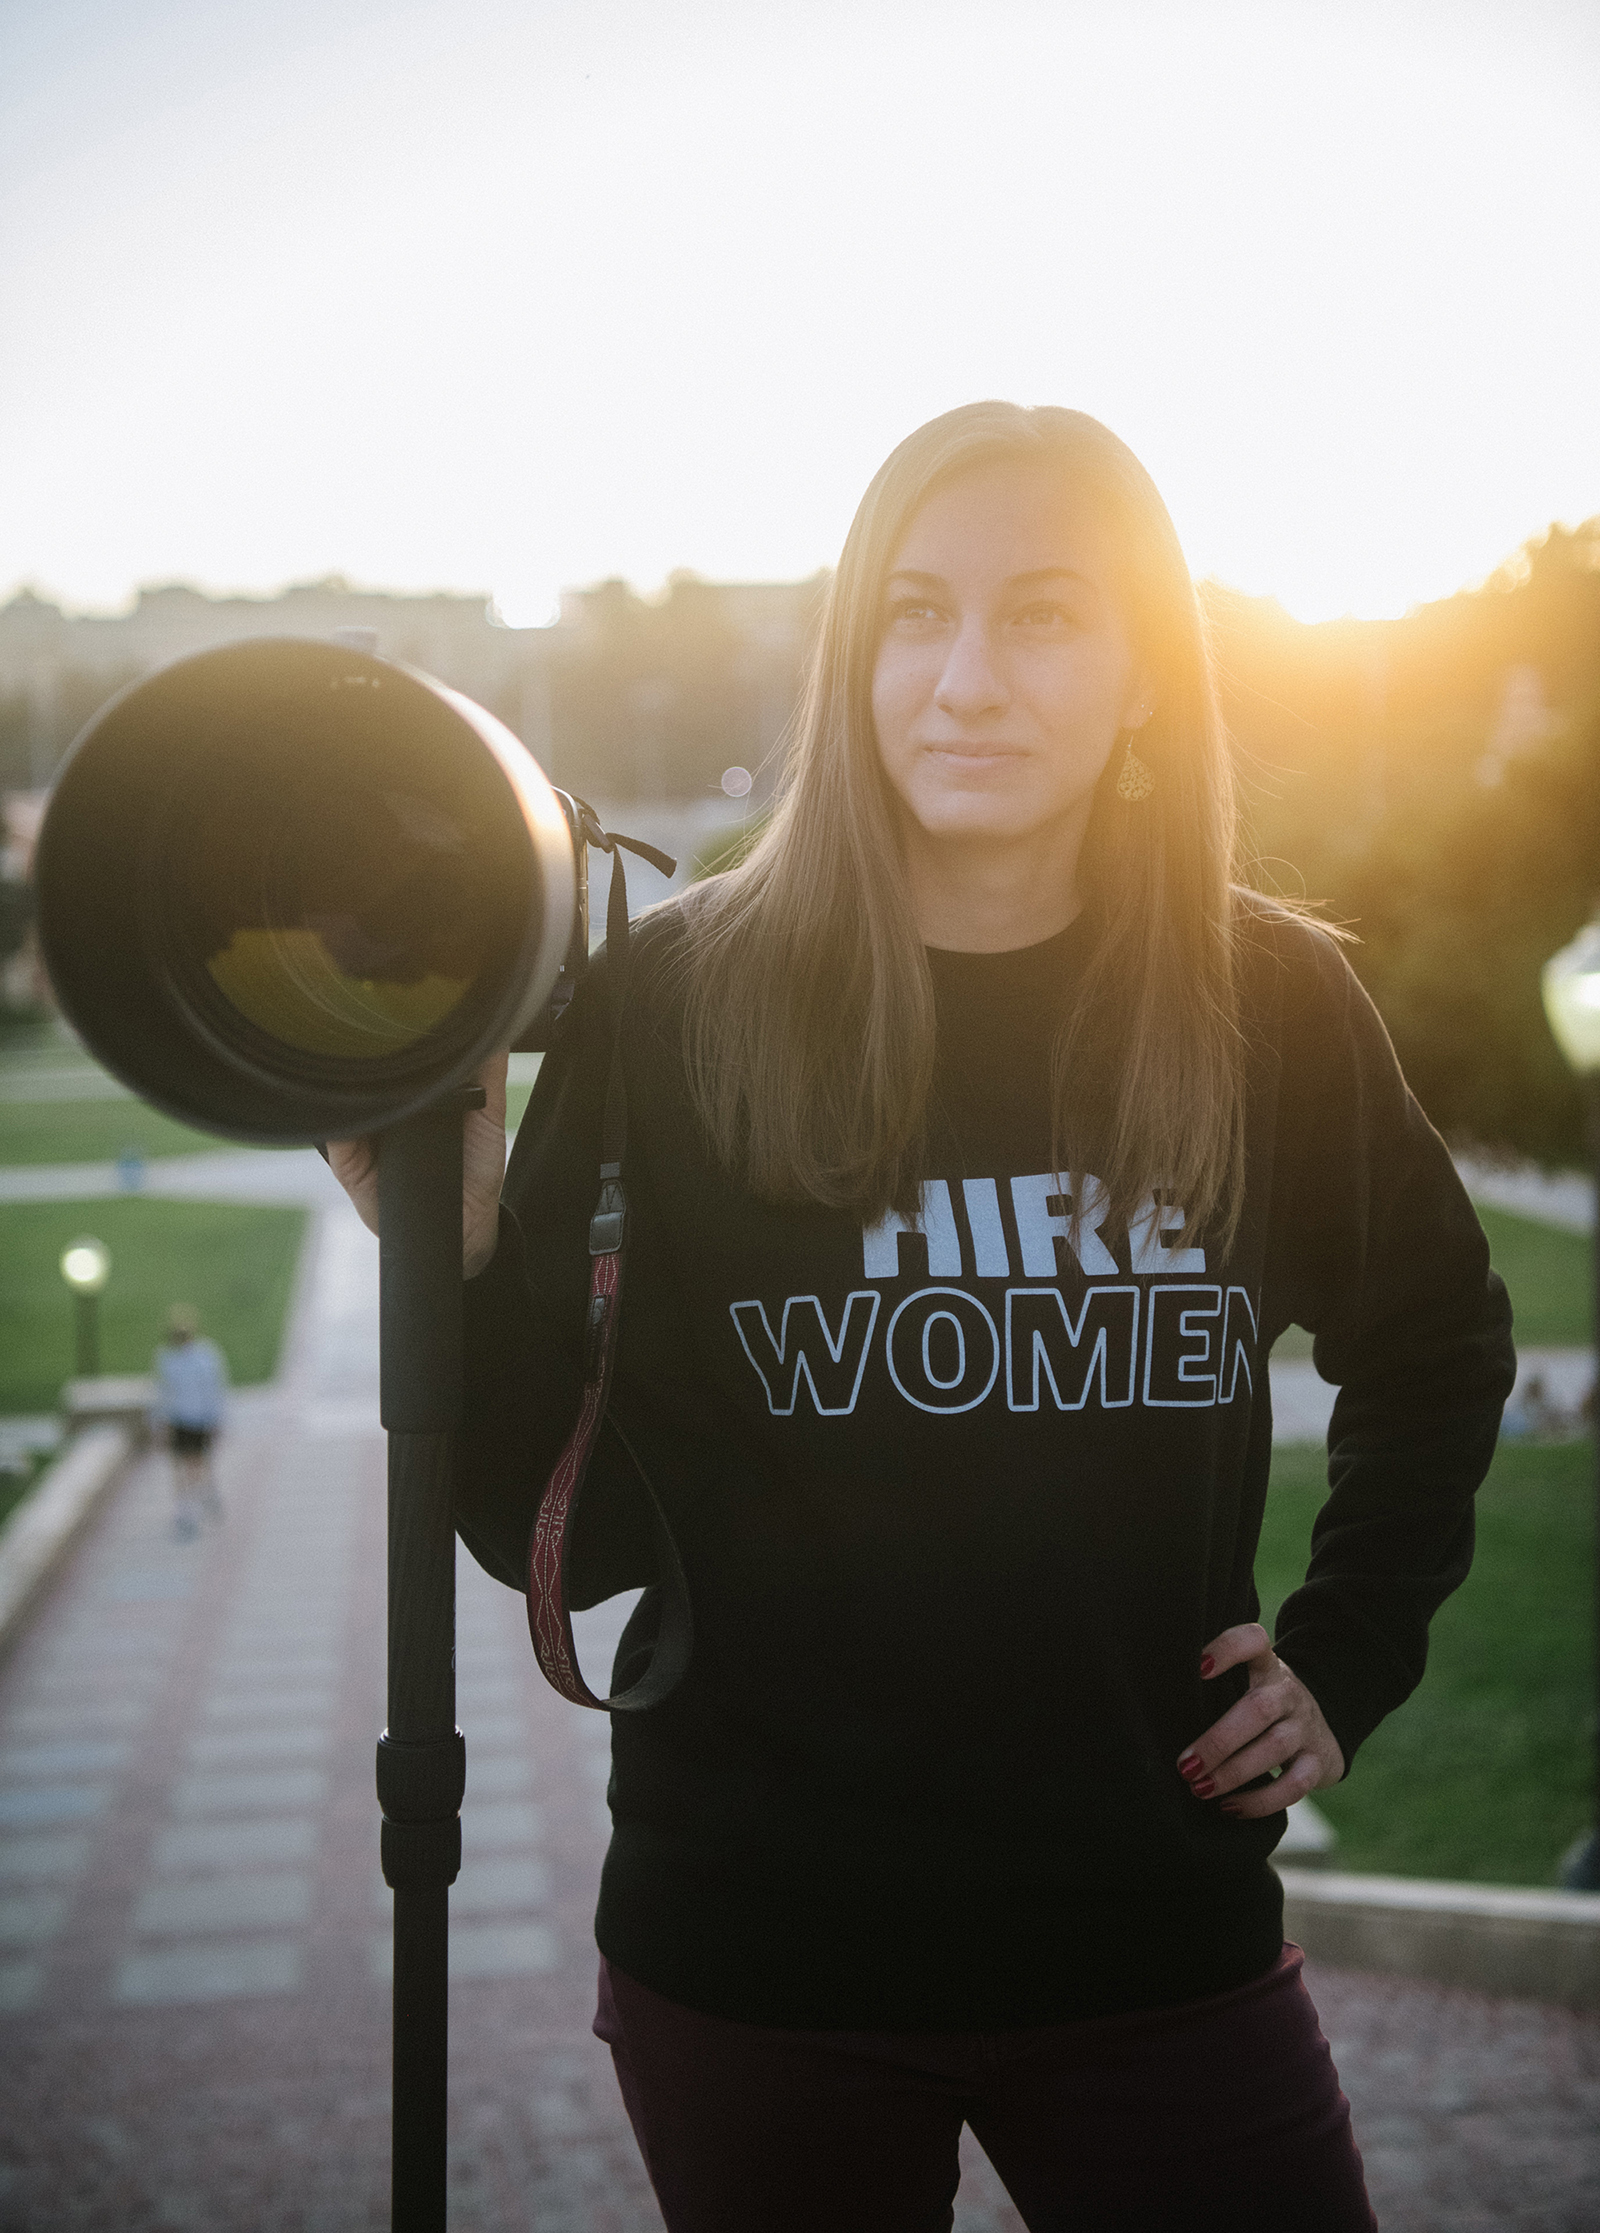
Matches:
[0,572,827,802]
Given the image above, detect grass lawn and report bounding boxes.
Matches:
[0,1197,308,1413]
[0,1084,536,1165]
[1258,1438,1595,1885]
[1473,1203,1591,1346]
[0,1095,271,1167]
[0,1449,54,1534]
[1271,1199,1591,1359]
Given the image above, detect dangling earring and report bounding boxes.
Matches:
[1116,711,1155,803]
[1116,739,1155,802]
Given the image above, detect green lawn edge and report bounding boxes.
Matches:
[0,1084,536,1166]
[1259,1437,1594,1886]
[1269,1199,1591,1359]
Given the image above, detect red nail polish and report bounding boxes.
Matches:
[1177,1754,1203,1780]
[1219,1803,1243,1818]
[1191,1778,1216,1800]
[1199,1655,1215,1677]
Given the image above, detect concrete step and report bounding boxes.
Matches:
[1277,1865,1600,2010]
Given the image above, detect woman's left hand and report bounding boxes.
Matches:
[1176,1623,1345,1816]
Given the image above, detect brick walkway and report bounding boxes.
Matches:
[1,1195,1597,2230]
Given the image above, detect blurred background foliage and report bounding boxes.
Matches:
[1215,519,1600,1166]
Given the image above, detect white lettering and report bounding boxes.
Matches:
[1142,1284,1222,1407]
[961,1177,1011,1277]
[1219,1287,1258,1403]
[863,1181,963,1279]
[1005,1285,1139,1411]
[861,1179,959,1286]
[730,1291,882,1415]
[885,1287,1000,1414]
[1010,1172,1118,1277]
[1129,1193,1206,1274]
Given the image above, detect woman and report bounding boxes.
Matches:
[333,402,1513,2230]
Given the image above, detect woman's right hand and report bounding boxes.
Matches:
[325,1051,510,1278]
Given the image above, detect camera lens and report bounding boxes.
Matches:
[137,665,533,1092]
[181,783,483,1062]
[37,638,573,1141]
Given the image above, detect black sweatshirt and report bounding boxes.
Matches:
[456,896,1515,2030]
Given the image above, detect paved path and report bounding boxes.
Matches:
[0,1196,663,2229]
[1268,1343,1593,1443]
[0,1146,338,1208]
[0,1202,1597,2228]
[1454,1152,1594,1235]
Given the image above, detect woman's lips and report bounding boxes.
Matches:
[921,742,1026,770]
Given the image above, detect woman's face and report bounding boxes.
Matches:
[870,459,1148,856]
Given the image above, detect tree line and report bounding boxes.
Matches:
[1215,521,1600,1166]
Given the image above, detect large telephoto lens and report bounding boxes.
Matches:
[35,639,576,1141]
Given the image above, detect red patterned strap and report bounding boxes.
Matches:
[525,1174,693,1712]
[523,827,693,1714]
[527,1221,622,1703]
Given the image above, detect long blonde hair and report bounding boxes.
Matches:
[677,401,1246,1254]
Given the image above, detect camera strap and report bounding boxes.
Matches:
[525,824,695,1713]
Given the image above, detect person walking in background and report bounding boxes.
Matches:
[153,1305,227,1540]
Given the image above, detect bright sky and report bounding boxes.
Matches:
[2,0,1597,626]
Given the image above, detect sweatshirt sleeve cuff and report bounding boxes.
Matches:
[1270,1631,1404,1780]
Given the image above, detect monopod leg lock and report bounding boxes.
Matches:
[376,1730,467,1889]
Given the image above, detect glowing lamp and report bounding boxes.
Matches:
[59,1236,110,1380]
[60,1238,111,1295]
[1542,920,1600,1076]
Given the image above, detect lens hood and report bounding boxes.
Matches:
[35,637,576,1142]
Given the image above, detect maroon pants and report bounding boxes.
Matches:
[594,1944,1377,2232]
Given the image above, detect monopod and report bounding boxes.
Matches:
[34,637,603,2231]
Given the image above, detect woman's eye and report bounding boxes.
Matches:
[1014,602,1073,629]
[886,600,942,629]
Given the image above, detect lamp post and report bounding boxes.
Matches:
[1541,920,1600,1891]
[59,1236,111,1378]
